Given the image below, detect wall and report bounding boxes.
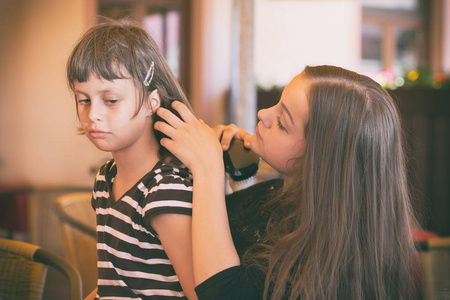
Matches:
[0,0,106,187]
[189,0,232,125]
[254,0,361,89]
[443,0,450,72]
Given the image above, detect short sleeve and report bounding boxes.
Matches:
[141,170,193,229]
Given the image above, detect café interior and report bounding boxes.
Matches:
[0,0,449,299]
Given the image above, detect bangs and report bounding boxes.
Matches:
[67,25,138,90]
[67,50,131,90]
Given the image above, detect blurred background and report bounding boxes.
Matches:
[0,0,449,251]
[0,0,449,298]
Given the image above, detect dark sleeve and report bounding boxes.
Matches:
[195,265,264,300]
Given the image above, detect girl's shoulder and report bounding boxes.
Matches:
[138,161,193,192]
[153,161,193,183]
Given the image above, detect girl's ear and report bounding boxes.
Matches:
[146,89,161,116]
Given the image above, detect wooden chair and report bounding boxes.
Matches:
[416,237,450,299]
[0,238,82,300]
[54,192,97,298]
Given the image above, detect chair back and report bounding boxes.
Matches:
[55,192,97,298]
[0,238,82,300]
[418,237,450,299]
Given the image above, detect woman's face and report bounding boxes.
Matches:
[250,73,309,179]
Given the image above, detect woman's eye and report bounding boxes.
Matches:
[277,117,286,131]
[105,99,118,104]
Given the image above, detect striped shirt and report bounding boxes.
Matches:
[92,159,193,299]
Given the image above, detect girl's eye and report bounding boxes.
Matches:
[105,99,118,104]
[277,117,286,131]
[77,99,90,104]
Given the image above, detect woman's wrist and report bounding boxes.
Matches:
[191,159,224,181]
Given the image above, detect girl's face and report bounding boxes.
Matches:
[250,73,309,179]
[74,74,154,155]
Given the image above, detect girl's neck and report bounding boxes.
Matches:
[111,138,160,200]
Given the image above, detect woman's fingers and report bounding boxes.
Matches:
[236,129,252,148]
[171,101,198,124]
[154,103,223,171]
[213,125,251,151]
[154,120,176,139]
[212,125,225,140]
[213,125,237,150]
[243,134,252,149]
[156,107,184,129]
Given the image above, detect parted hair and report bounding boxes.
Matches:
[66,19,193,165]
[246,65,418,299]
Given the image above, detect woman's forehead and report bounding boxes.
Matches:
[280,74,310,126]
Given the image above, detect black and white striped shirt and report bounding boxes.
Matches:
[92,159,193,299]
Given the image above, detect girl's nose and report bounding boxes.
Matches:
[89,102,104,122]
[257,107,273,128]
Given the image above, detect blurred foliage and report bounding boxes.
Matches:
[374,67,450,90]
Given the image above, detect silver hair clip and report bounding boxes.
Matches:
[143,61,155,87]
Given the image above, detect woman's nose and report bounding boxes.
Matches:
[257,107,273,128]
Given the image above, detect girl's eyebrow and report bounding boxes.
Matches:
[74,90,88,96]
[281,102,294,125]
[74,88,119,95]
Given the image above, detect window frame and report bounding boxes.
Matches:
[361,0,432,74]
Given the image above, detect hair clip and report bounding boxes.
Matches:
[143,61,155,87]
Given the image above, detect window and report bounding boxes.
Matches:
[97,0,190,92]
[361,0,428,76]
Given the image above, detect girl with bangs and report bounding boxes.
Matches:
[67,20,197,300]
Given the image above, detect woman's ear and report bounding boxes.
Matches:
[146,89,161,116]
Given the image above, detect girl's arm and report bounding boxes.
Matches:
[154,102,240,285]
[151,213,197,299]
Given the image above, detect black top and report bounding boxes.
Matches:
[195,179,283,300]
[195,266,264,300]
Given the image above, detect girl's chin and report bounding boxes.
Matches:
[89,140,112,153]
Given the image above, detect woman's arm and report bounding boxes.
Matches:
[190,153,240,284]
[154,102,240,285]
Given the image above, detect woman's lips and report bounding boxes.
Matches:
[255,124,261,139]
[89,129,109,138]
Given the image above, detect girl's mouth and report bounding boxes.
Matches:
[90,129,109,138]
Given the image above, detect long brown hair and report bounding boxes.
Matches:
[247,65,417,299]
[66,19,193,165]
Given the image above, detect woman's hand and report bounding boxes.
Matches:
[154,101,223,174]
[213,124,252,151]
[156,101,241,284]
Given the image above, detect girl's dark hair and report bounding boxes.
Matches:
[67,19,193,165]
[246,65,418,299]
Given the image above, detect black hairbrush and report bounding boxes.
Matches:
[223,139,260,181]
